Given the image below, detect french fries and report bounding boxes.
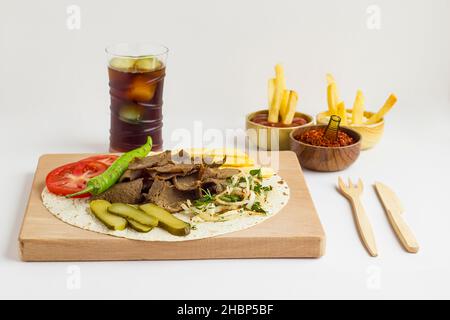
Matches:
[266,64,299,125]
[326,73,336,85]
[327,83,338,115]
[352,90,365,125]
[324,73,396,127]
[279,90,290,122]
[337,101,348,126]
[366,94,397,125]
[326,73,340,108]
[268,64,285,123]
[282,91,299,125]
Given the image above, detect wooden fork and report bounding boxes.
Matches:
[338,177,378,257]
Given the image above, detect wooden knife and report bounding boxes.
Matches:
[374,182,419,253]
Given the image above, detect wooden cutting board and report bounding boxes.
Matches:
[19,151,325,261]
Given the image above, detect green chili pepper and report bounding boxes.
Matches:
[66,137,152,198]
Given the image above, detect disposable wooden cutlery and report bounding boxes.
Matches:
[374,182,419,253]
[338,177,378,257]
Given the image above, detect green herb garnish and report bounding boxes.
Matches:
[250,169,262,179]
[219,194,243,202]
[251,202,267,214]
[238,177,247,184]
[253,183,272,195]
[194,189,215,208]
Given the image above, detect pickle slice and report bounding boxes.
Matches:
[140,203,190,236]
[108,203,158,227]
[128,219,153,233]
[89,200,127,231]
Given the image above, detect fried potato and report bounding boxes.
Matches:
[337,101,348,126]
[327,83,338,115]
[279,90,290,122]
[268,64,285,123]
[326,73,336,85]
[326,73,340,107]
[366,94,397,125]
[352,90,365,125]
[282,90,298,125]
[223,156,255,167]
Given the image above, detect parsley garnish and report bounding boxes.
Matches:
[253,183,273,195]
[250,169,262,179]
[219,194,243,202]
[251,202,267,214]
[193,189,215,208]
[238,177,247,184]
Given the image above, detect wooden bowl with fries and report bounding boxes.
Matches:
[321,74,397,150]
[246,64,313,150]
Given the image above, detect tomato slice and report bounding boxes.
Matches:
[79,155,119,166]
[46,161,108,198]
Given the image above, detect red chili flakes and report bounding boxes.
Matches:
[296,128,355,147]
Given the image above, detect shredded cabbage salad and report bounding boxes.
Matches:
[180,169,273,222]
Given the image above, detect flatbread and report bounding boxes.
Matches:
[41,174,290,242]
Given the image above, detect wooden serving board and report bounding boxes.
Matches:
[19,151,325,261]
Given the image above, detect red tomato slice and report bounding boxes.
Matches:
[79,155,119,166]
[46,161,108,198]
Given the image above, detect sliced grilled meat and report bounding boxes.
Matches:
[199,167,240,180]
[91,179,144,204]
[147,163,200,175]
[148,171,180,181]
[146,179,196,213]
[173,172,201,191]
[201,178,228,194]
[128,150,173,170]
[119,169,146,182]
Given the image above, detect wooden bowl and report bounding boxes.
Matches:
[316,110,384,150]
[246,110,313,151]
[289,125,361,172]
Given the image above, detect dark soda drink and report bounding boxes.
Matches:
[106,44,168,152]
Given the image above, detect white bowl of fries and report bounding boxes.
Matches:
[318,74,398,150]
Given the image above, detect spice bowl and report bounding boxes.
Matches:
[246,110,314,151]
[316,110,384,150]
[289,125,361,172]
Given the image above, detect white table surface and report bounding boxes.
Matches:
[1,0,449,299]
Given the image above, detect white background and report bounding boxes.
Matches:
[0,0,449,299]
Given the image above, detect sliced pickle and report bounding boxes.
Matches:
[135,57,162,72]
[109,57,136,72]
[89,200,127,231]
[140,203,190,236]
[108,203,158,227]
[128,219,153,233]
